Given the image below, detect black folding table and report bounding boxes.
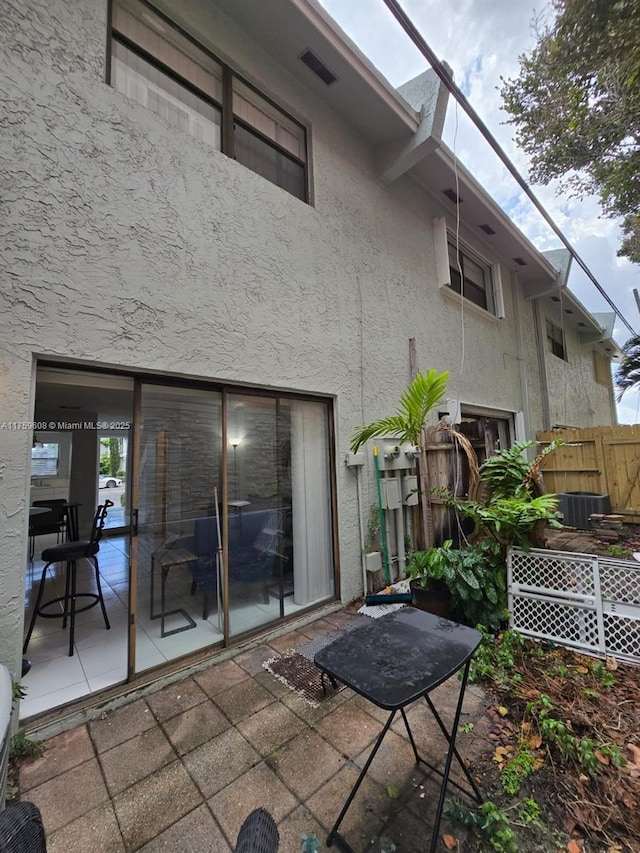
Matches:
[314,606,483,853]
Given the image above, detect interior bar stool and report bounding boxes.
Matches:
[23,500,113,658]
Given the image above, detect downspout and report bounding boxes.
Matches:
[532,299,552,430]
[512,270,533,439]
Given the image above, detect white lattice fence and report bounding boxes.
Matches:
[508,548,640,665]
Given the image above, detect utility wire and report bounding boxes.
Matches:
[382,0,637,338]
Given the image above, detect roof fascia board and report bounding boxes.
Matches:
[291,0,419,133]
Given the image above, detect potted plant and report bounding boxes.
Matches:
[406,541,455,618]
[406,539,508,630]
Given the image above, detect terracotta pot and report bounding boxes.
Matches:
[409,580,453,619]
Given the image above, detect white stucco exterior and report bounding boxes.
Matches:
[0,0,618,685]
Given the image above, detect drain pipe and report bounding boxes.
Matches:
[373,446,391,584]
[356,464,368,597]
[394,472,406,577]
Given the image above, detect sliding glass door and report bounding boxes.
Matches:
[130,382,335,673]
[225,394,334,638]
[132,384,223,672]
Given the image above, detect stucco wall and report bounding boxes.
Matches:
[0,0,591,671]
[542,320,614,428]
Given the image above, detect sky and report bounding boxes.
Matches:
[317,0,640,424]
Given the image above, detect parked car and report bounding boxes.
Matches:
[98,475,122,489]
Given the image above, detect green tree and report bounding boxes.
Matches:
[500,0,640,261]
[615,334,640,398]
[109,438,120,476]
[351,369,449,548]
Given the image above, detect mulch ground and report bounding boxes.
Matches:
[473,637,640,852]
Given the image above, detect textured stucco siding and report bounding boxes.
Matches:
[0,0,582,672]
[544,324,614,428]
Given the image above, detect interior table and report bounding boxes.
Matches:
[314,606,482,853]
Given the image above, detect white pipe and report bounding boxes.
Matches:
[395,473,406,576]
[355,464,368,597]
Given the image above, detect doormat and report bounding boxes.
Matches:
[263,651,347,708]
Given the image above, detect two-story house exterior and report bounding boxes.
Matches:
[0,0,620,717]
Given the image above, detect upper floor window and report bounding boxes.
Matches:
[110,0,308,201]
[448,241,495,313]
[546,319,567,360]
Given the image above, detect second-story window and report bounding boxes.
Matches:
[448,241,495,313]
[546,320,567,360]
[110,0,308,202]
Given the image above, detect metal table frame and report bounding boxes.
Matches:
[314,607,483,853]
[150,547,198,637]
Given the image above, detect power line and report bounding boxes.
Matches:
[382,0,637,338]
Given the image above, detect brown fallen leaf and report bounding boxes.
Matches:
[594,749,610,765]
[627,743,640,765]
[442,834,457,850]
[575,666,589,675]
[568,839,583,853]
[527,733,542,749]
[492,745,512,763]
[620,791,636,809]
[605,656,618,671]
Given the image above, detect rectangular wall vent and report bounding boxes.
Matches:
[479,223,496,235]
[512,257,527,266]
[299,49,338,85]
[442,189,463,204]
[551,296,560,302]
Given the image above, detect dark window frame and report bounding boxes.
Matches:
[546,319,567,361]
[109,0,309,203]
[447,241,494,313]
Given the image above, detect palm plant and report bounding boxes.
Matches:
[351,369,449,548]
[615,335,640,400]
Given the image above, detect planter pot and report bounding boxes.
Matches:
[409,580,453,619]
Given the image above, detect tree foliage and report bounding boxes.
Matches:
[500,0,640,261]
[615,334,640,398]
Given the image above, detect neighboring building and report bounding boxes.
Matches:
[0,0,620,717]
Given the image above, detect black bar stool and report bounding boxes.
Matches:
[23,500,113,658]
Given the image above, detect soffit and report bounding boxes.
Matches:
[209,0,419,145]
[411,146,558,289]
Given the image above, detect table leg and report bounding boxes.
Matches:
[428,658,478,853]
[150,555,196,638]
[327,710,397,850]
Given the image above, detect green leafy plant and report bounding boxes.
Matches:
[351,369,449,548]
[526,693,625,776]
[468,629,525,687]
[10,729,43,761]
[607,543,633,559]
[407,539,508,631]
[500,746,537,795]
[446,799,518,853]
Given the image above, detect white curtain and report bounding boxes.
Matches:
[291,401,333,605]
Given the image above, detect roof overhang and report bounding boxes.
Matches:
[210,0,420,145]
[410,145,560,289]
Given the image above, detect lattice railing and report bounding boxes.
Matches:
[508,548,640,665]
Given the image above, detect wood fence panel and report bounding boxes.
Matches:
[537,425,640,522]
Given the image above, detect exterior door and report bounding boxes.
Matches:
[130,382,223,674]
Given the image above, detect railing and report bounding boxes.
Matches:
[508,547,640,665]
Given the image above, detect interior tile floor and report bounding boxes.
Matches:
[21,533,312,719]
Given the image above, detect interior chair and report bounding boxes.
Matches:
[234,808,279,853]
[0,802,46,853]
[23,500,113,658]
[28,500,67,560]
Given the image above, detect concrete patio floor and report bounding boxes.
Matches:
[17,609,495,852]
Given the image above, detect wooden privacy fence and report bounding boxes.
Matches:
[536,425,640,523]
